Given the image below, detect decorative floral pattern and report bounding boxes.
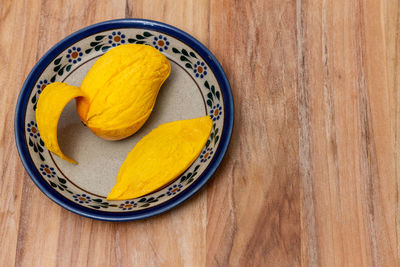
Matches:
[73,194,91,204]
[88,198,118,209]
[108,31,126,47]
[210,104,222,121]
[49,55,73,83]
[127,31,153,44]
[200,148,214,163]
[36,80,48,94]
[27,120,45,161]
[193,61,208,78]
[66,47,83,64]
[27,121,40,139]
[119,200,137,210]
[31,80,48,110]
[153,35,169,51]
[167,184,183,196]
[25,29,225,211]
[40,164,56,178]
[85,35,111,54]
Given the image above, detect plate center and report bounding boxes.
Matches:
[54,57,206,197]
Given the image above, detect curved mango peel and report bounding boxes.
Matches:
[36,82,86,164]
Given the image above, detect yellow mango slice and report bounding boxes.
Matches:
[77,44,171,140]
[36,82,86,164]
[107,116,212,200]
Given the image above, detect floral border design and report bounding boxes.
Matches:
[26,121,45,161]
[26,29,224,211]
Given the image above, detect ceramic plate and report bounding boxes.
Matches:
[15,19,233,221]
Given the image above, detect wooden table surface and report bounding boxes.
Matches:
[1,0,399,266]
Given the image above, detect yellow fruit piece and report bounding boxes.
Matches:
[77,44,171,140]
[36,82,86,164]
[107,116,212,200]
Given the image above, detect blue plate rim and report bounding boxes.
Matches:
[14,18,234,221]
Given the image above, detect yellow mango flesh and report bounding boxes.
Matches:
[36,82,86,164]
[107,116,212,200]
[77,44,171,140]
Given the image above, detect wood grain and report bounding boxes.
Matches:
[385,0,400,262]
[0,0,399,266]
[297,1,397,266]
